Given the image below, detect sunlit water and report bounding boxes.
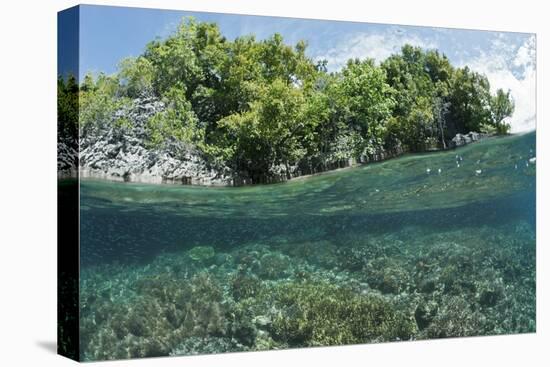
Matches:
[78,132,536,359]
[81,132,535,267]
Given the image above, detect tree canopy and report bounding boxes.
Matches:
[60,17,516,183]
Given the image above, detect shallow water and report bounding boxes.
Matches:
[79,132,536,360]
[80,133,535,267]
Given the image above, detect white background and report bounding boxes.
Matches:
[0,0,547,365]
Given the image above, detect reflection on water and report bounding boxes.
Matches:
[79,132,536,360]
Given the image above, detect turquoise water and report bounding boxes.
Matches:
[79,132,536,360]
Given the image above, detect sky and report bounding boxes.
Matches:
[65,5,536,132]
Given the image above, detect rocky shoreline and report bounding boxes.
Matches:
[75,131,490,187]
[58,96,492,187]
[75,131,488,187]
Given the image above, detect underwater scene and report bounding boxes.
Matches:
[79,132,535,361]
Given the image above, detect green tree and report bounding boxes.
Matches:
[382,46,454,150]
[336,59,395,149]
[448,66,492,134]
[147,84,203,147]
[144,17,203,99]
[217,35,263,115]
[79,73,129,132]
[57,75,79,137]
[490,89,514,134]
[219,79,312,182]
[118,56,155,98]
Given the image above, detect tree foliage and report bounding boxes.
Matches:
[336,59,395,145]
[147,84,203,147]
[78,73,130,133]
[447,66,493,135]
[68,17,516,183]
[381,46,454,150]
[490,89,514,134]
[118,57,155,98]
[57,75,79,137]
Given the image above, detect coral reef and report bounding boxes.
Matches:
[80,270,227,360]
[364,258,411,294]
[424,296,484,338]
[79,221,535,360]
[269,281,415,346]
[187,246,216,264]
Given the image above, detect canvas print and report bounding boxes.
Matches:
[57,4,536,362]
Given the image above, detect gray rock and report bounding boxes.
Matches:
[78,95,233,186]
[451,131,488,148]
[57,133,78,176]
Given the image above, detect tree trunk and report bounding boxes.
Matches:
[285,161,291,180]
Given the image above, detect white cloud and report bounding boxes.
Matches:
[462,34,536,132]
[514,35,536,70]
[315,29,437,71]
